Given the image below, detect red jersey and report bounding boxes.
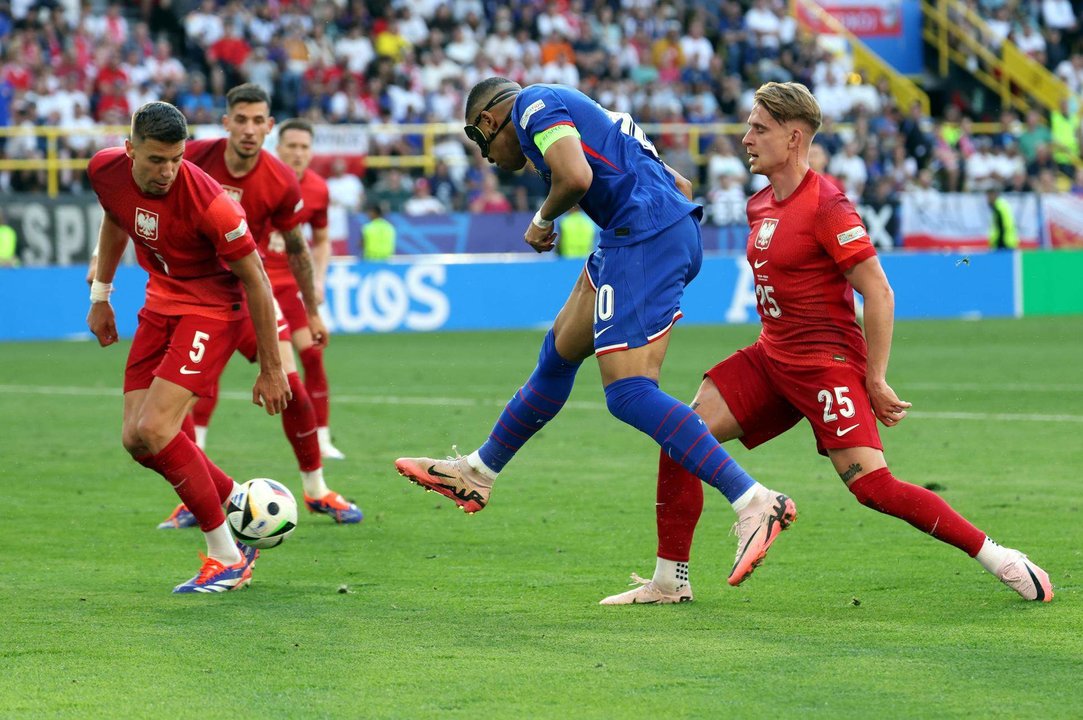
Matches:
[745,170,877,370]
[87,146,257,321]
[263,167,329,286]
[184,138,303,259]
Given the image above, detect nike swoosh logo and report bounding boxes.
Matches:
[427,464,456,479]
[1024,563,1046,601]
[754,259,768,268]
[594,326,613,340]
[295,428,317,438]
[178,365,201,375]
[836,424,860,437]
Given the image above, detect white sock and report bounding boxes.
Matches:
[317,426,333,446]
[302,468,330,499]
[194,425,208,450]
[225,481,244,505]
[466,451,499,483]
[652,557,690,593]
[975,536,1012,574]
[730,482,766,513]
[205,522,242,565]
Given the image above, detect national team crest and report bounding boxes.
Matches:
[135,208,158,241]
[222,185,243,203]
[754,218,778,250]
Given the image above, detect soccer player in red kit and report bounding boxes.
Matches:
[602,82,1053,605]
[269,118,345,460]
[86,101,291,593]
[172,83,362,525]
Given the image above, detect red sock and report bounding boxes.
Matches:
[191,380,218,427]
[180,413,196,442]
[137,433,225,531]
[282,371,321,472]
[656,450,704,562]
[849,467,986,556]
[299,346,330,427]
[196,447,236,504]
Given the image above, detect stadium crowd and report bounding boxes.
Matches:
[1,0,1082,218]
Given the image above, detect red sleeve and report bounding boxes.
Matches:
[270,170,304,233]
[309,182,329,229]
[815,194,876,272]
[199,192,258,262]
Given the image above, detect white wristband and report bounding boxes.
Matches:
[532,210,553,229]
[90,280,113,303]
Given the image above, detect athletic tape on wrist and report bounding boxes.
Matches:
[532,210,553,229]
[90,280,113,303]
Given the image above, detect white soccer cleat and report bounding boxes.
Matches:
[728,487,797,586]
[317,427,346,460]
[395,453,492,513]
[599,573,693,605]
[995,550,1053,602]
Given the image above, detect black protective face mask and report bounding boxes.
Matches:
[464,88,518,159]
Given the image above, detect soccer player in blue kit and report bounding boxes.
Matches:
[396,78,796,601]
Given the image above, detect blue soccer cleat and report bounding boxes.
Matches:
[157,503,198,529]
[172,552,253,594]
[304,491,363,524]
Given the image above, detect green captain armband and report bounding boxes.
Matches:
[533,124,580,155]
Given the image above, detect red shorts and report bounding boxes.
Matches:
[235,297,291,362]
[124,308,243,397]
[706,341,883,456]
[272,279,309,336]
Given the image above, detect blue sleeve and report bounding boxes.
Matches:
[516,86,575,141]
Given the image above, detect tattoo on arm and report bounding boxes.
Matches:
[282,226,317,308]
[840,463,863,483]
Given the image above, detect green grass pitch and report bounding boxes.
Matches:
[1,317,1080,718]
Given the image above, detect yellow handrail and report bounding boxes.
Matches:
[792,0,931,116]
[921,0,1069,114]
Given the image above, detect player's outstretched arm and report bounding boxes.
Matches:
[229,250,291,415]
[847,256,911,427]
[281,224,328,347]
[86,213,128,347]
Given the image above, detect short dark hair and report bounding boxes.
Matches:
[465,77,518,122]
[277,118,314,138]
[131,101,188,144]
[226,83,271,110]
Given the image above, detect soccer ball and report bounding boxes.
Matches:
[226,478,298,549]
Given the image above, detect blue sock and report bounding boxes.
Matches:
[604,376,755,503]
[478,329,581,473]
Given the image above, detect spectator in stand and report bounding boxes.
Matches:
[335,24,375,76]
[828,140,868,200]
[184,0,225,59]
[96,78,131,122]
[371,168,413,213]
[705,135,749,191]
[706,172,747,226]
[208,23,251,87]
[403,176,447,216]
[885,142,918,192]
[469,172,512,214]
[1013,21,1048,64]
[1042,0,1078,46]
[429,159,462,210]
[1018,108,1053,162]
[809,141,845,191]
[325,158,364,252]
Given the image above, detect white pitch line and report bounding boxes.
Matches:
[3,384,1082,423]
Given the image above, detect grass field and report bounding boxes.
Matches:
[1,317,1080,718]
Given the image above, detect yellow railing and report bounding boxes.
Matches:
[921,0,1069,114]
[792,0,931,116]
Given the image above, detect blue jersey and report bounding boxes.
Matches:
[511,84,700,248]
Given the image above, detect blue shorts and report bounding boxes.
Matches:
[585,212,703,355]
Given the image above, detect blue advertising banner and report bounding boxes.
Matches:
[0,252,1016,342]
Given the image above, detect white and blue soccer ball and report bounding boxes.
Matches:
[227,478,298,549]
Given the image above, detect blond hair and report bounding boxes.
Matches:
[753,82,822,135]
